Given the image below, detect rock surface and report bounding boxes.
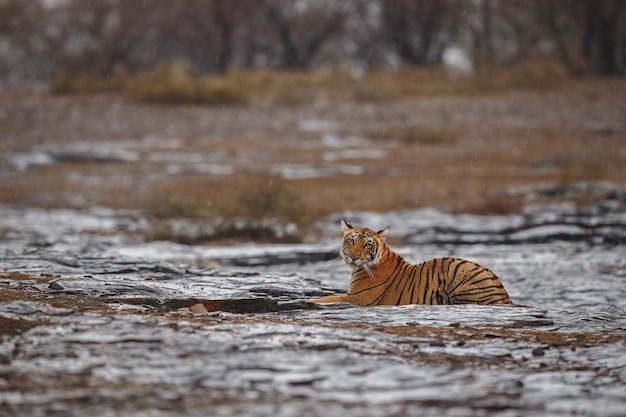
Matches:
[1,194,625,417]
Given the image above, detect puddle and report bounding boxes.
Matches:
[4,132,390,182]
[6,142,142,170]
[1,188,625,416]
[270,163,374,179]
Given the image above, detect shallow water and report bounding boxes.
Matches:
[1,188,625,416]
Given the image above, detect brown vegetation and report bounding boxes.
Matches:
[1,74,624,242]
[50,62,571,105]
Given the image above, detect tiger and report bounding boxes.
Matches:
[311,219,512,306]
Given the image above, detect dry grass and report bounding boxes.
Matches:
[128,64,250,105]
[477,59,569,91]
[49,60,570,105]
[141,175,311,243]
[372,126,457,145]
[2,76,624,242]
[51,65,130,94]
[355,66,481,100]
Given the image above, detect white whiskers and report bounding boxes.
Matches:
[361,263,375,279]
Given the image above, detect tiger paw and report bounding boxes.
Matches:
[307,295,347,303]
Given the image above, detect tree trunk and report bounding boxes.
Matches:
[595,4,618,75]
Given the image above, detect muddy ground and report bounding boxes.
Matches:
[1,78,624,217]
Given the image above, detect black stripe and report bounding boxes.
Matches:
[453,292,508,304]
[447,260,470,291]
[350,273,370,285]
[478,293,510,304]
[448,265,483,294]
[451,286,509,303]
[383,262,409,305]
[466,275,501,287]
[490,295,512,304]
[388,254,406,278]
[456,281,506,293]
[407,266,418,304]
[366,288,387,306]
[372,253,411,305]
[428,259,437,304]
[416,261,427,303]
[450,259,469,279]
[348,280,386,295]
[392,263,411,291]
[395,271,412,305]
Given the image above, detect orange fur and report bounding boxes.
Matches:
[312,220,512,306]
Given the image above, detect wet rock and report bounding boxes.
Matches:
[48,281,64,290]
[1,199,626,417]
[190,303,208,314]
[0,316,40,337]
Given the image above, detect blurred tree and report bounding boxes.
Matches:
[465,0,495,70]
[495,1,543,63]
[337,0,392,70]
[53,0,157,75]
[168,0,261,73]
[465,0,625,75]
[263,0,347,69]
[0,0,38,35]
[577,0,624,75]
[210,0,236,72]
[381,0,459,66]
[0,0,45,81]
[534,1,570,65]
[2,0,624,84]
[532,0,624,75]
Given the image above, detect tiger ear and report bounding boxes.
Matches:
[341,219,354,232]
[377,226,390,241]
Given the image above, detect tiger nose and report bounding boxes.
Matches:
[350,254,360,261]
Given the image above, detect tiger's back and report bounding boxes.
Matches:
[312,220,512,306]
[373,256,512,306]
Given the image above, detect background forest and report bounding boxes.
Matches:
[1,0,624,88]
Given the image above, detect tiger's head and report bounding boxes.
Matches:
[340,219,390,272]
